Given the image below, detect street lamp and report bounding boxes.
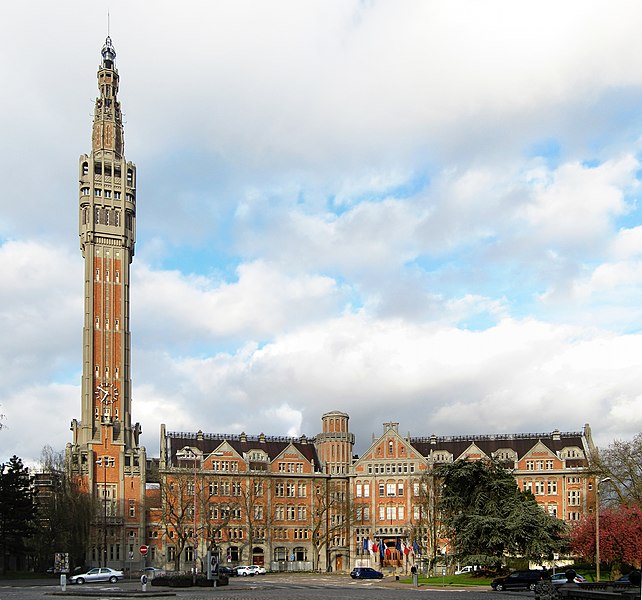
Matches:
[595,477,611,582]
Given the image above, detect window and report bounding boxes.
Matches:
[526,460,534,471]
[254,506,263,520]
[297,506,306,520]
[274,547,287,561]
[275,483,285,497]
[286,505,296,520]
[105,190,111,198]
[379,506,385,520]
[129,500,135,517]
[364,483,370,497]
[232,482,241,496]
[81,187,90,196]
[547,480,557,494]
[363,507,369,519]
[95,188,102,197]
[297,483,306,497]
[387,483,396,496]
[275,505,284,521]
[546,460,554,470]
[568,490,581,506]
[286,483,295,497]
[379,483,385,497]
[397,483,404,496]
[535,481,545,495]
[356,483,362,498]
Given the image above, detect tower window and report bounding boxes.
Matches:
[115,211,120,227]
[95,189,102,197]
[95,268,100,281]
[104,190,111,199]
[95,317,99,328]
[82,163,89,176]
[94,208,100,224]
[105,210,110,226]
[127,169,133,185]
[105,269,110,281]
[81,187,90,196]
[115,270,120,283]
[115,319,119,330]
[114,191,121,200]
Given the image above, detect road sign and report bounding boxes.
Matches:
[139,545,149,556]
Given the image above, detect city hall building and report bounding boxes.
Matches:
[66,38,597,574]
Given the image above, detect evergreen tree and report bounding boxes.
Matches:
[0,455,36,572]
[437,459,566,567]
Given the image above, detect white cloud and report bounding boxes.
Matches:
[3,1,642,464]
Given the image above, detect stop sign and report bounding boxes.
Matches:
[139,545,148,556]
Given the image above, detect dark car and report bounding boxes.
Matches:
[350,567,384,580]
[218,566,235,577]
[491,570,547,591]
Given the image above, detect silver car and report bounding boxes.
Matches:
[69,567,124,584]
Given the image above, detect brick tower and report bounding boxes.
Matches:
[67,37,146,569]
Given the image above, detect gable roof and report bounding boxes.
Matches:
[165,431,321,470]
[410,430,589,464]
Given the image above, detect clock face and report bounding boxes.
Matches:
[95,382,119,404]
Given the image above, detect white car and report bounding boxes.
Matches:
[69,567,124,584]
[236,565,261,576]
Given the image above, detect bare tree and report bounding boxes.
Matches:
[591,434,642,506]
[311,478,350,571]
[35,446,95,571]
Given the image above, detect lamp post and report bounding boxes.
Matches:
[595,476,611,582]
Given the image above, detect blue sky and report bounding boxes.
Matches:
[2,0,642,464]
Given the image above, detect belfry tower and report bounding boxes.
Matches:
[68,37,146,568]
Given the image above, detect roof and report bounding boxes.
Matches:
[165,431,321,469]
[410,430,588,462]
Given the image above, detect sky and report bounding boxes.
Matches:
[2,1,642,466]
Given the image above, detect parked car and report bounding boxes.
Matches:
[69,567,125,584]
[491,570,547,591]
[550,572,586,586]
[255,565,267,574]
[236,565,261,576]
[218,566,235,577]
[455,565,476,575]
[350,567,384,580]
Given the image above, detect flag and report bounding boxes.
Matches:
[372,542,378,554]
[403,541,410,556]
[363,538,369,551]
[412,540,420,554]
[380,542,385,558]
[396,538,401,552]
[368,539,374,553]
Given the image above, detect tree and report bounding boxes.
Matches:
[437,459,567,567]
[570,504,642,574]
[409,472,442,574]
[310,478,350,571]
[0,456,37,572]
[591,434,642,506]
[33,446,95,571]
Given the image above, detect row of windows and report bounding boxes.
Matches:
[525,460,557,470]
[274,505,307,521]
[523,480,558,495]
[94,317,120,330]
[95,267,121,283]
[367,463,416,475]
[275,482,307,497]
[379,482,405,497]
[278,462,304,473]
[211,461,239,473]
[378,505,405,521]
[82,162,133,184]
[94,365,119,379]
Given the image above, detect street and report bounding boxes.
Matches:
[0,574,537,600]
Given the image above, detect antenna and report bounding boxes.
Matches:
[107,10,111,37]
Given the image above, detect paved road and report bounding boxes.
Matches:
[0,574,535,600]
